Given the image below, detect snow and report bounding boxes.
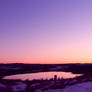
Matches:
[0,83,6,88]
[12,82,27,92]
[31,83,41,87]
[36,82,92,92]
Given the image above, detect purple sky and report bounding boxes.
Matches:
[0,0,92,64]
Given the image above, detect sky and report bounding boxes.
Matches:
[0,0,92,64]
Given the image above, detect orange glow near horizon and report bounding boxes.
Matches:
[1,0,92,64]
[1,37,92,64]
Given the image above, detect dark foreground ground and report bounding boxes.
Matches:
[0,63,92,92]
[1,74,92,92]
[0,73,92,92]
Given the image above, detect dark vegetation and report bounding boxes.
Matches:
[0,63,92,78]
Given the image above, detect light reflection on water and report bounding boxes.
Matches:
[3,72,82,81]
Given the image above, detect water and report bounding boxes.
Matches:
[3,72,82,81]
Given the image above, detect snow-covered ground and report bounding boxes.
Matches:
[12,82,27,92]
[36,82,92,92]
[0,80,92,92]
[1,74,92,92]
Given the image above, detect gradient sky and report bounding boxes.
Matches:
[1,0,92,64]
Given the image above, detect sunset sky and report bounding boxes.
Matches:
[1,0,92,64]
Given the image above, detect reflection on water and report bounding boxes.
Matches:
[3,72,82,81]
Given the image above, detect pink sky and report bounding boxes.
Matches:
[1,0,92,64]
